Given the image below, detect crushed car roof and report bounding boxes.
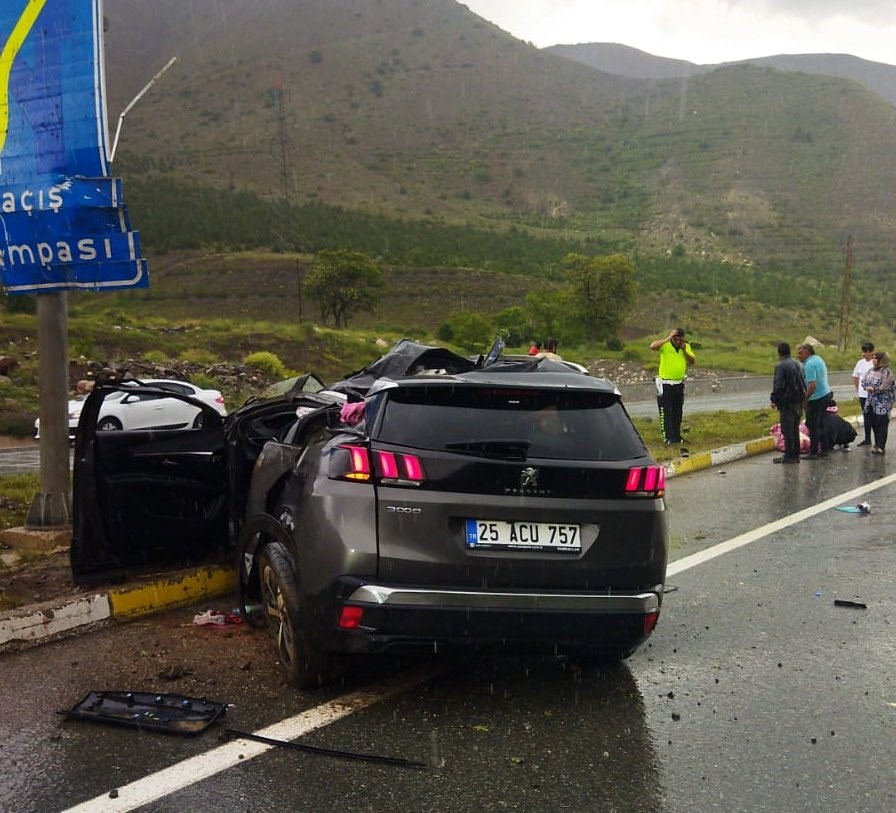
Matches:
[330,339,616,395]
[329,339,476,394]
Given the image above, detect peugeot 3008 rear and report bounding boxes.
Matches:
[261,365,668,686]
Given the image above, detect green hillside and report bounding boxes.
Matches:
[96,0,896,318]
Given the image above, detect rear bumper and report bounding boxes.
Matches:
[329,583,662,655]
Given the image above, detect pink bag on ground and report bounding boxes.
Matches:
[770,422,810,453]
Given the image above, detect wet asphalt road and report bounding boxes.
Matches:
[0,444,63,475]
[1,446,893,812]
[623,383,857,418]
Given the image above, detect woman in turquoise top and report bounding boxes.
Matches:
[861,351,895,454]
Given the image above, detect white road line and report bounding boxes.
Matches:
[667,471,896,577]
[60,666,439,813]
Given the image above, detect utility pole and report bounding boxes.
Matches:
[837,235,853,352]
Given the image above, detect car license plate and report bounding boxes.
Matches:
[465,519,581,551]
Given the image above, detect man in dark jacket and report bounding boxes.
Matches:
[770,342,807,463]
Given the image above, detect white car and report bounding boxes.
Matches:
[35,379,227,440]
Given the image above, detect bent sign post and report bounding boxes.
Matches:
[0,0,148,527]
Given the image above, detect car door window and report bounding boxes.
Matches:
[154,382,192,396]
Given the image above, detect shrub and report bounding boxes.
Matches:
[190,372,219,391]
[70,340,99,358]
[0,410,37,437]
[493,305,531,347]
[1,295,36,314]
[182,348,219,365]
[143,349,167,363]
[446,311,492,353]
[244,351,286,379]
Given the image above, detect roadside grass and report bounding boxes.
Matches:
[635,409,777,462]
[0,473,39,535]
[637,400,862,463]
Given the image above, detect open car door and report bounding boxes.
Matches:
[71,382,229,584]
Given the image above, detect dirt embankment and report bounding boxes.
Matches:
[0,436,37,448]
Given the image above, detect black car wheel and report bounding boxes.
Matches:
[97,417,122,431]
[192,412,204,428]
[258,542,339,689]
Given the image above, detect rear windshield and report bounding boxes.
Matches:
[374,386,648,461]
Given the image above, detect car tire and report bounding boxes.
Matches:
[97,417,122,431]
[257,542,340,689]
[192,413,204,429]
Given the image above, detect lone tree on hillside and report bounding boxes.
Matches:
[562,252,636,342]
[304,249,384,328]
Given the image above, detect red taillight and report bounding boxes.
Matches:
[338,606,364,629]
[337,444,372,481]
[398,453,424,481]
[375,450,425,485]
[335,445,424,485]
[644,610,659,634]
[624,465,665,497]
[378,450,399,478]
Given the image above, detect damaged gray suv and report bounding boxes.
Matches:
[73,341,668,688]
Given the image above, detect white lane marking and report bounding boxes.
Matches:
[60,666,439,813]
[667,471,896,577]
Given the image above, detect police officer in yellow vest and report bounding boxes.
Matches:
[650,327,696,445]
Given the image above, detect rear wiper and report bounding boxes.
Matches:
[444,439,530,459]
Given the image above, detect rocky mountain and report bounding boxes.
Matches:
[100,0,896,289]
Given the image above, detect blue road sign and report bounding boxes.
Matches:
[0,0,148,294]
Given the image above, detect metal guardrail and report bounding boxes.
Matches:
[617,371,855,404]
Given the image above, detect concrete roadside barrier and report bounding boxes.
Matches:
[0,564,235,651]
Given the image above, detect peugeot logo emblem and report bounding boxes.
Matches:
[520,466,538,490]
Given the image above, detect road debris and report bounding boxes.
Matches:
[62,690,226,735]
[224,728,427,768]
[193,609,242,627]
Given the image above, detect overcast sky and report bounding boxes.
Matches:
[461,1,896,66]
